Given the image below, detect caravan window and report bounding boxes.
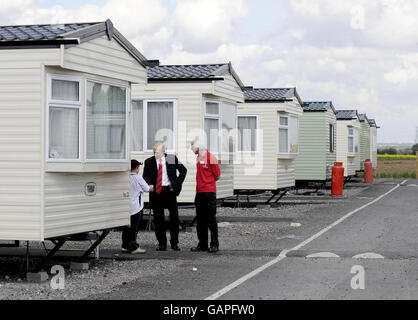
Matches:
[348,127,359,154]
[203,100,237,155]
[204,101,220,154]
[221,102,237,154]
[329,124,335,153]
[47,74,81,161]
[237,116,257,152]
[278,114,299,154]
[131,99,177,153]
[86,81,128,161]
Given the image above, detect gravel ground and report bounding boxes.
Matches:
[0,183,369,300]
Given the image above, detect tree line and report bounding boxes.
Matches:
[378,144,418,155]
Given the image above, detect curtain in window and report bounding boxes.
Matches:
[51,79,79,101]
[279,128,288,153]
[329,124,334,152]
[147,101,174,151]
[221,102,236,153]
[86,81,126,160]
[49,107,79,159]
[354,128,359,153]
[348,136,354,153]
[131,100,143,152]
[289,116,299,153]
[238,117,256,152]
[280,117,288,126]
[205,118,219,153]
[206,102,219,115]
[110,126,124,152]
[94,126,108,153]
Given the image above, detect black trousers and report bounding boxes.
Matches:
[195,192,218,249]
[121,210,143,251]
[150,188,179,247]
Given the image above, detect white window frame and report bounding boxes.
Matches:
[277,114,299,155]
[85,78,130,163]
[347,127,360,156]
[354,127,359,154]
[278,114,289,154]
[130,99,177,154]
[203,99,221,155]
[237,115,259,153]
[220,101,237,156]
[46,73,82,163]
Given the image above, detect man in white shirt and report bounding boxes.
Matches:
[122,159,154,254]
[143,143,187,251]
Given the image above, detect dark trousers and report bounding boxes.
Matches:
[122,210,143,251]
[195,192,218,249]
[150,187,179,247]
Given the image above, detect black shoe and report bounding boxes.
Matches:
[156,245,167,251]
[171,245,181,251]
[191,245,208,252]
[208,246,219,253]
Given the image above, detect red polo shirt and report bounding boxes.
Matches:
[196,151,221,193]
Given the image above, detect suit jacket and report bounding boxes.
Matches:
[143,154,187,198]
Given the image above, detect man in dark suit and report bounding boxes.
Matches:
[143,142,187,251]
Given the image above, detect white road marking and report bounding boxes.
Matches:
[353,253,384,259]
[276,235,304,241]
[306,252,340,258]
[407,184,417,187]
[205,183,401,300]
[401,180,408,185]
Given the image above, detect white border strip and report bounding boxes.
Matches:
[205,181,405,300]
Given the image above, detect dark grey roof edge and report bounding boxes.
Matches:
[0,19,148,67]
[303,101,337,114]
[358,113,370,123]
[336,109,360,120]
[243,87,301,103]
[226,62,245,90]
[0,21,103,28]
[0,38,80,48]
[148,77,224,83]
[292,88,304,107]
[112,26,147,67]
[147,61,245,90]
[63,19,147,67]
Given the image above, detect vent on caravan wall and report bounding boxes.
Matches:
[85,182,97,196]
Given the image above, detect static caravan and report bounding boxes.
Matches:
[131,62,245,203]
[368,119,379,169]
[358,114,371,171]
[0,20,148,241]
[335,110,361,177]
[295,101,337,183]
[234,87,303,192]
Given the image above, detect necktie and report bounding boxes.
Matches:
[156,160,163,194]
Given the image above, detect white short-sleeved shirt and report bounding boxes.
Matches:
[130,173,150,215]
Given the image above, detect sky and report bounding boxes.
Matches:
[1,0,417,143]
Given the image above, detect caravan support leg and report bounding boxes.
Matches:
[274,190,287,203]
[36,238,66,271]
[265,190,279,204]
[79,230,110,262]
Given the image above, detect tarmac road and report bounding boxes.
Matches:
[214,179,418,300]
[91,179,418,300]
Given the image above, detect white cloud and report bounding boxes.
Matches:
[14,0,168,38]
[2,0,416,143]
[171,0,248,53]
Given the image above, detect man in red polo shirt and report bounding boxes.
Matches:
[190,140,221,253]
